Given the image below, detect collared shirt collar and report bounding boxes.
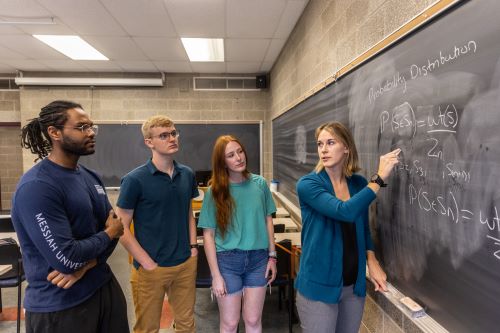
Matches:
[145,158,182,176]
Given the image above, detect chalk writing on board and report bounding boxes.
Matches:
[276,2,500,331]
[380,102,459,138]
[368,41,478,104]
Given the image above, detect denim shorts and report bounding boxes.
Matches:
[216,248,268,295]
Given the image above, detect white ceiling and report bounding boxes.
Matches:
[0,0,308,74]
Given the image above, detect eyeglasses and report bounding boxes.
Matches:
[150,130,180,140]
[57,124,98,134]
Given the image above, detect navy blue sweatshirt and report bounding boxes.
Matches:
[11,158,117,312]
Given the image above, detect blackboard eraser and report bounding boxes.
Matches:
[400,297,426,318]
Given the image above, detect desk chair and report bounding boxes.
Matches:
[0,238,25,333]
[0,217,14,232]
[273,223,285,233]
[195,217,204,237]
[195,246,212,288]
[271,239,294,333]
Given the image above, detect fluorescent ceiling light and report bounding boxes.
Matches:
[181,38,224,62]
[33,35,108,60]
[14,77,163,87]
[0,16,56,25]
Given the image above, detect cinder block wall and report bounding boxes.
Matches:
[267,1,439,332]
[18,74,270,175]
[0,90,22,210]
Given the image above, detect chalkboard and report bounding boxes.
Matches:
[81,122,261,187]
[273,1,500,332]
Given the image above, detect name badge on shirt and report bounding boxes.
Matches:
[94,185,106,195]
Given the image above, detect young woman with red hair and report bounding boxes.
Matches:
[198,135,277,333]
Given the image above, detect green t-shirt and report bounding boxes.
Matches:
[198,174,276,251]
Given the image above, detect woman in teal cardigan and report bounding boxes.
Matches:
[295,121,400,333]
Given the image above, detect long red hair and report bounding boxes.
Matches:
[209,135,250,237]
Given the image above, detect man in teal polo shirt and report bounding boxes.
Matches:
[116,115,199,333]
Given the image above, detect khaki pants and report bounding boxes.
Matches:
[131,256,197,333]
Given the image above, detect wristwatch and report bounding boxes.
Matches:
[370,174,387,187]
[268,251,277,259]
[190,244,199,249]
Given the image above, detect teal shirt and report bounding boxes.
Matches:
[198,174,276,251]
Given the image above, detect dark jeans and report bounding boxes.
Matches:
[26,274,129,333]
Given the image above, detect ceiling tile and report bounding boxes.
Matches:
[154,61,192,73]
[227,0,286,38]
[101,0,177,37]
[190,62,226,73]
[164,0,225,37]
[134,37,187,61]
[274,0,308,38]
[84,36,147,61]
[0,44,28,60]
[260,61,274,72]
[0,35,68,59]
[37,0,126,35]
[0,0,52,16]
[116,61,158,72]
[81,60,123,71]
[2,59,51,71]
[38,59,88,71]
[16,20,76,35]
[0,63,15,73]
[264,38,286,63]
[226,39,270,62]
[0,25,24,35]
[0,0,306,73]
[226,62,262,74]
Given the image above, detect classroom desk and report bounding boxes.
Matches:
[192,187,207,211]
[274,232,302,278]
[0,264,12,275]
[275,207,290,218]
[274,232,301,247]
[0,232,18,243]
[0,214,14,233]
[272,217,299,232]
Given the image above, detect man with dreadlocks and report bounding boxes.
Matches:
[11,100,129,333]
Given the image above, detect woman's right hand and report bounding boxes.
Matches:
[211,274,227,298]
[377,148,401,181]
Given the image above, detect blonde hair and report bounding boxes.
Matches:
[314,121,360,176]
[141,115,174,138]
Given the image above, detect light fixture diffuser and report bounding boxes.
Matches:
[14,77,163,87]
[33,35,108,60]
[181,38,224,62]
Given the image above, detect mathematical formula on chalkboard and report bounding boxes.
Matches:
[273,1,500,331]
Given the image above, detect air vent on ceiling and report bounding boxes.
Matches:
[0,77,19,90]
[193,77,260,91]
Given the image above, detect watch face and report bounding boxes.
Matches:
[371,174,379,182]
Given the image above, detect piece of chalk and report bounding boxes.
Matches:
[400,297,426,318]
